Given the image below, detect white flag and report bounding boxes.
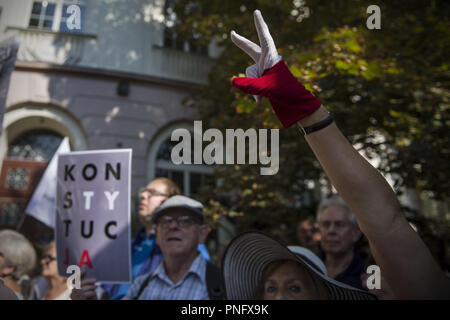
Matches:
[25,137,71,228]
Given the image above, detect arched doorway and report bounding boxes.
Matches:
[0,130,63,230]
[0,104,88,244]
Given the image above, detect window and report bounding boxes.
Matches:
[147,123,215,197]
[28,0,86,33]
[29,1,56,30]
[7,130,63,161]
[154,137,214,197]
[0,202,24,227]
[163,0,208,56]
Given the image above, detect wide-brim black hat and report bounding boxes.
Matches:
[222,231,377,300]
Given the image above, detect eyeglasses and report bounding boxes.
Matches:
[157,215,201,229]
[139,188,169,198]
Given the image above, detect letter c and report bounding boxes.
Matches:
[105,221,117,239]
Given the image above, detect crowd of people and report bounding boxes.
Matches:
[1,10,449,300]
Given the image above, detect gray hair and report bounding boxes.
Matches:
[0,230,37,281]
[316,195,358,227]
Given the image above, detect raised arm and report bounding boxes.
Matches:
[298,105,449,298]
[231,10,450,299]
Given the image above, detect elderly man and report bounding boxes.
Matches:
[73,195,224,300]
[317,195,365,289]
[100,177,178,299]
[101,178,210,299]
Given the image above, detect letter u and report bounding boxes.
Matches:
[81,220,94,238]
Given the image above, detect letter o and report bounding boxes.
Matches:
[82,163,97,181]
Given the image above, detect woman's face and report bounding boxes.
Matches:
[41,246,58,278]
[263,260,321,300]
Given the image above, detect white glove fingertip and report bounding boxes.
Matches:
[231,31,261,63]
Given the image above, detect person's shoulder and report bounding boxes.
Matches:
[0,278,19,300]
[352,250,367,272]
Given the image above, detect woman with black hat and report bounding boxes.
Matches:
[222,231,376,300]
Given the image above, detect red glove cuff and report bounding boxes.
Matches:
[233,60,322,128]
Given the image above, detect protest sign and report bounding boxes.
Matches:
[55,149,132,283]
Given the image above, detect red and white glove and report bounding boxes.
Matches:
[231,10,322,128]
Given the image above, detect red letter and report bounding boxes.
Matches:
[78,250,93,269]
[63,248,69,266]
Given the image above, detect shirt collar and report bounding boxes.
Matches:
[152,254,207,286]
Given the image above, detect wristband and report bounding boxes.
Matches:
[297,113,334,136]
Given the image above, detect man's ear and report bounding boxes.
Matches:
[198,225,209,244]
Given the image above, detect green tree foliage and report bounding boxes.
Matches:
[172,0,450,237]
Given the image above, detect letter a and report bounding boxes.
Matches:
[66,265,81,289]
[78,250,93,269]
[66,5,81,30]
[171,128,192,164]
[366,265,381,289]
[366,5,381,30]
[203,128,223,165]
